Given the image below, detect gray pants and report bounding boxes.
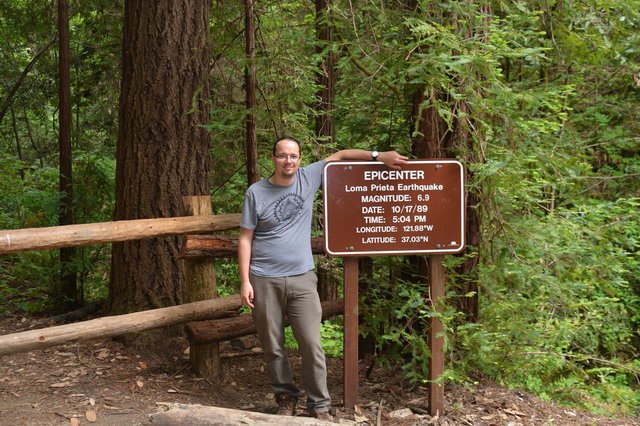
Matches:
[250,271,331,414]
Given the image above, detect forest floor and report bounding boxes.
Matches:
[0,314,638,426]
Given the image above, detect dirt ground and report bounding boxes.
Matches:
[0,315,638,426]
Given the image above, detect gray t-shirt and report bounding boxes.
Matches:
[240,160,326,277]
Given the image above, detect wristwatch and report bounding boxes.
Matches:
[371,150,379,161]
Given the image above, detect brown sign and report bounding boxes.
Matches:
[323,160,465,256]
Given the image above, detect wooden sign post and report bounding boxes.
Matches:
[323,160,465,414]
[429,254,446,415]
[343,257,359,408]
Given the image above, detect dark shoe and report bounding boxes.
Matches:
[275,394,298,416]
[315,411,334,422]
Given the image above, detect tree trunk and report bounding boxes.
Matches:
[10,108,23,180]
[405,0,485,323]
[410,88,452,158]
[315,0,336,143]
[57,0,78,312]
[315,0,337,302]
[448,1,492,322]
[245,0,259,186]
[110,1,212,315]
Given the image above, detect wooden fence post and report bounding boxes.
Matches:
[182,196,220,378]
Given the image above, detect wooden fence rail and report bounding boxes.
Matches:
[0,295,242,357]
[0,213,242,255]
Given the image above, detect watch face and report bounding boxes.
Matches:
[372,151,379,159]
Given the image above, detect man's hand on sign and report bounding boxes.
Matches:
[378,151,409,170]
[325,149,408,170]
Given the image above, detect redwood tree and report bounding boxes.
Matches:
[57,0,77,312]
[315,0,338,302]
[407,0,485,322]
[244,0,259,186]
[109,1,212,314]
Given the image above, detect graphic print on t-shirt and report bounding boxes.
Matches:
[272,193,305,230]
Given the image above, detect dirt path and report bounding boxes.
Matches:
[0,316,637,425]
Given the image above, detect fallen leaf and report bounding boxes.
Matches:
[85,410,97,422]
[50,382,72,388]
[138,362,148,369]
[136,380,144,388]
[354,414,369,422]
[504,408,526,417]
[89,398,96,406]
[70,418,80,426]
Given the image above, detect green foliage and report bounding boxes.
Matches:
[320,319,344,358]
[0,152,114,312]
[284,320,344,358]
[447,197,640,415]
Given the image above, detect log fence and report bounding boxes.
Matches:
[0,205,343,371]
[0,196,444,415]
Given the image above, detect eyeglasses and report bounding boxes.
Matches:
[274,154,300,161]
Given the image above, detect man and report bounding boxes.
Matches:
[239,137,407,420]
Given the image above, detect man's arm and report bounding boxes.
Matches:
[325,149,408,170]
[238,226,255,308]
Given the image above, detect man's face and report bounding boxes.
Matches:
[272,139,301,178]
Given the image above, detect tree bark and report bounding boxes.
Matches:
[315,0,336,143]
[0,296,241,357]
[315,0,337,302]
[406,0,484,322]
[10,108,23,179]
[448,1,492,322]
[57,0,78,312]
[244,0,259,186]
[110,1,212,315]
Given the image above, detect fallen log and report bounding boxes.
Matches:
[0,295,242,357]
[0,213,241,255]
[149,403,339,425]
[186,299,343,345]
[180,235,326,258]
